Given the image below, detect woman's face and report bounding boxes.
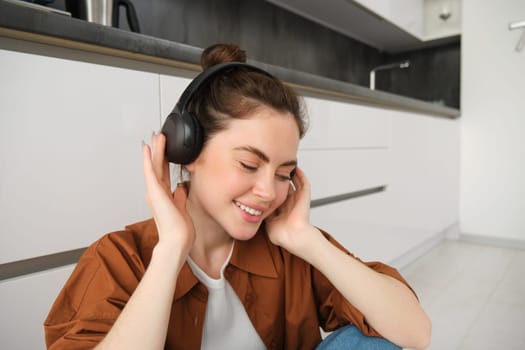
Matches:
[186,106,300,240]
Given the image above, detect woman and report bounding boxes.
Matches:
[44,43,431,350]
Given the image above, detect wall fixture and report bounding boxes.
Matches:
[509,19,525,52]
[439,4,452,21]
[369,61,410,90]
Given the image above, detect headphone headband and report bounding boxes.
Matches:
[175,62,274,114]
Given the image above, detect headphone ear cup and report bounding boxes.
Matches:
[184,111,204,162]
[161,111,204,164]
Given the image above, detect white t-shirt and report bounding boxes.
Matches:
[186,244,267,350]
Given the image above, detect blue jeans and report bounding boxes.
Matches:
[316,325,401,350]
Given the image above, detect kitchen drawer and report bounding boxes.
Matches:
[298,148,389,200]
[0,265,75,349]
[300,96,391,150]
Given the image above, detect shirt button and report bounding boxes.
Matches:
[245,294,253,304]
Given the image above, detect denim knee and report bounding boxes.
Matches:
[316,324,401,350]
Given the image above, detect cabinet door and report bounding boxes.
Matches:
[299,96,391,199]
[0,49,159,263]
[299,148,388,200]
[0,266,75,349]
[301,96,391,150]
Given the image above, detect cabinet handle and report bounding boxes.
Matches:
[311,186,386,208]
[509,19,525,52]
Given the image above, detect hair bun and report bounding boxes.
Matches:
[200,43,247,70]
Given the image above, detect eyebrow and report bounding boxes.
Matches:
[234,146,297,167]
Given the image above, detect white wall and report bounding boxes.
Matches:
[461,0,525,241]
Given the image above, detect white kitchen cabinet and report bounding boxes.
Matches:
[0,265,75,350]
[299,95,391,200]
[0,49,159,263]
[300,148,389,200]
[301,96,391,150]
[354,0,424,38]
[353,0,462,40]
[267,0,460,52]
[159,74,193,123]
[307,103,459,268]
[299,90,458,269]
[423,0,462,40]
[300,95,390,199]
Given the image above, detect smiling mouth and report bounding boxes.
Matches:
[234,201,263,216]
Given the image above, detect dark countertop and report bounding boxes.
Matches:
[0,0,460,118]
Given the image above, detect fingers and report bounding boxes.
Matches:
[288,167,311,214]
[151,132,170,190]
[142,142,154,185]
[142,137,170,209]
[142,142,158,207]
[143,141,180,229]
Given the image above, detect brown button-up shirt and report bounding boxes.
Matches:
[44,219,414,350]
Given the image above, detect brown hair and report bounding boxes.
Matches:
[190,43,307,143]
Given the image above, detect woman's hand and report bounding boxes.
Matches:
[94,132,193,349]
[265,168,323,259]
[142,132,195,259]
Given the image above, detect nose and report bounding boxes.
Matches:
[252,171,276,202]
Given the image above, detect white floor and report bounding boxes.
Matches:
[400,239,525,350]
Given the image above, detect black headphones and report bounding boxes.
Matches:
[161,62,274,164]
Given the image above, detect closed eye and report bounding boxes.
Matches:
[276,174,291,181]
[277,167,296,182]
[240,162,257,171]
[240,161,293,181]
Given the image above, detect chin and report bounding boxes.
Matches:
[228,224,262,241]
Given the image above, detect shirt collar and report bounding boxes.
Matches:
[229,227,279,279]
[174,262,200,301]
[174,227,279,301]
[135,219,279,300]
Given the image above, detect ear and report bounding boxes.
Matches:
[184,162,196,173]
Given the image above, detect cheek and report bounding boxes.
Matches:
[273,183,291,208]
[208,170,254,203]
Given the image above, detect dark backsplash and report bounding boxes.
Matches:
[50,0,460,108]
[376,43,460,109]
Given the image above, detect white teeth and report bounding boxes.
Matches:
[235,202,262,216]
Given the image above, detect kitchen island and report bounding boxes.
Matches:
[0,1,459,348]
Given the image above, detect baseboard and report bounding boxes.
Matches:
[458,232,525,250]
[443,221,461,239]
[390,221,460,271]
[391,226,525,272]
[390,229,447,271]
